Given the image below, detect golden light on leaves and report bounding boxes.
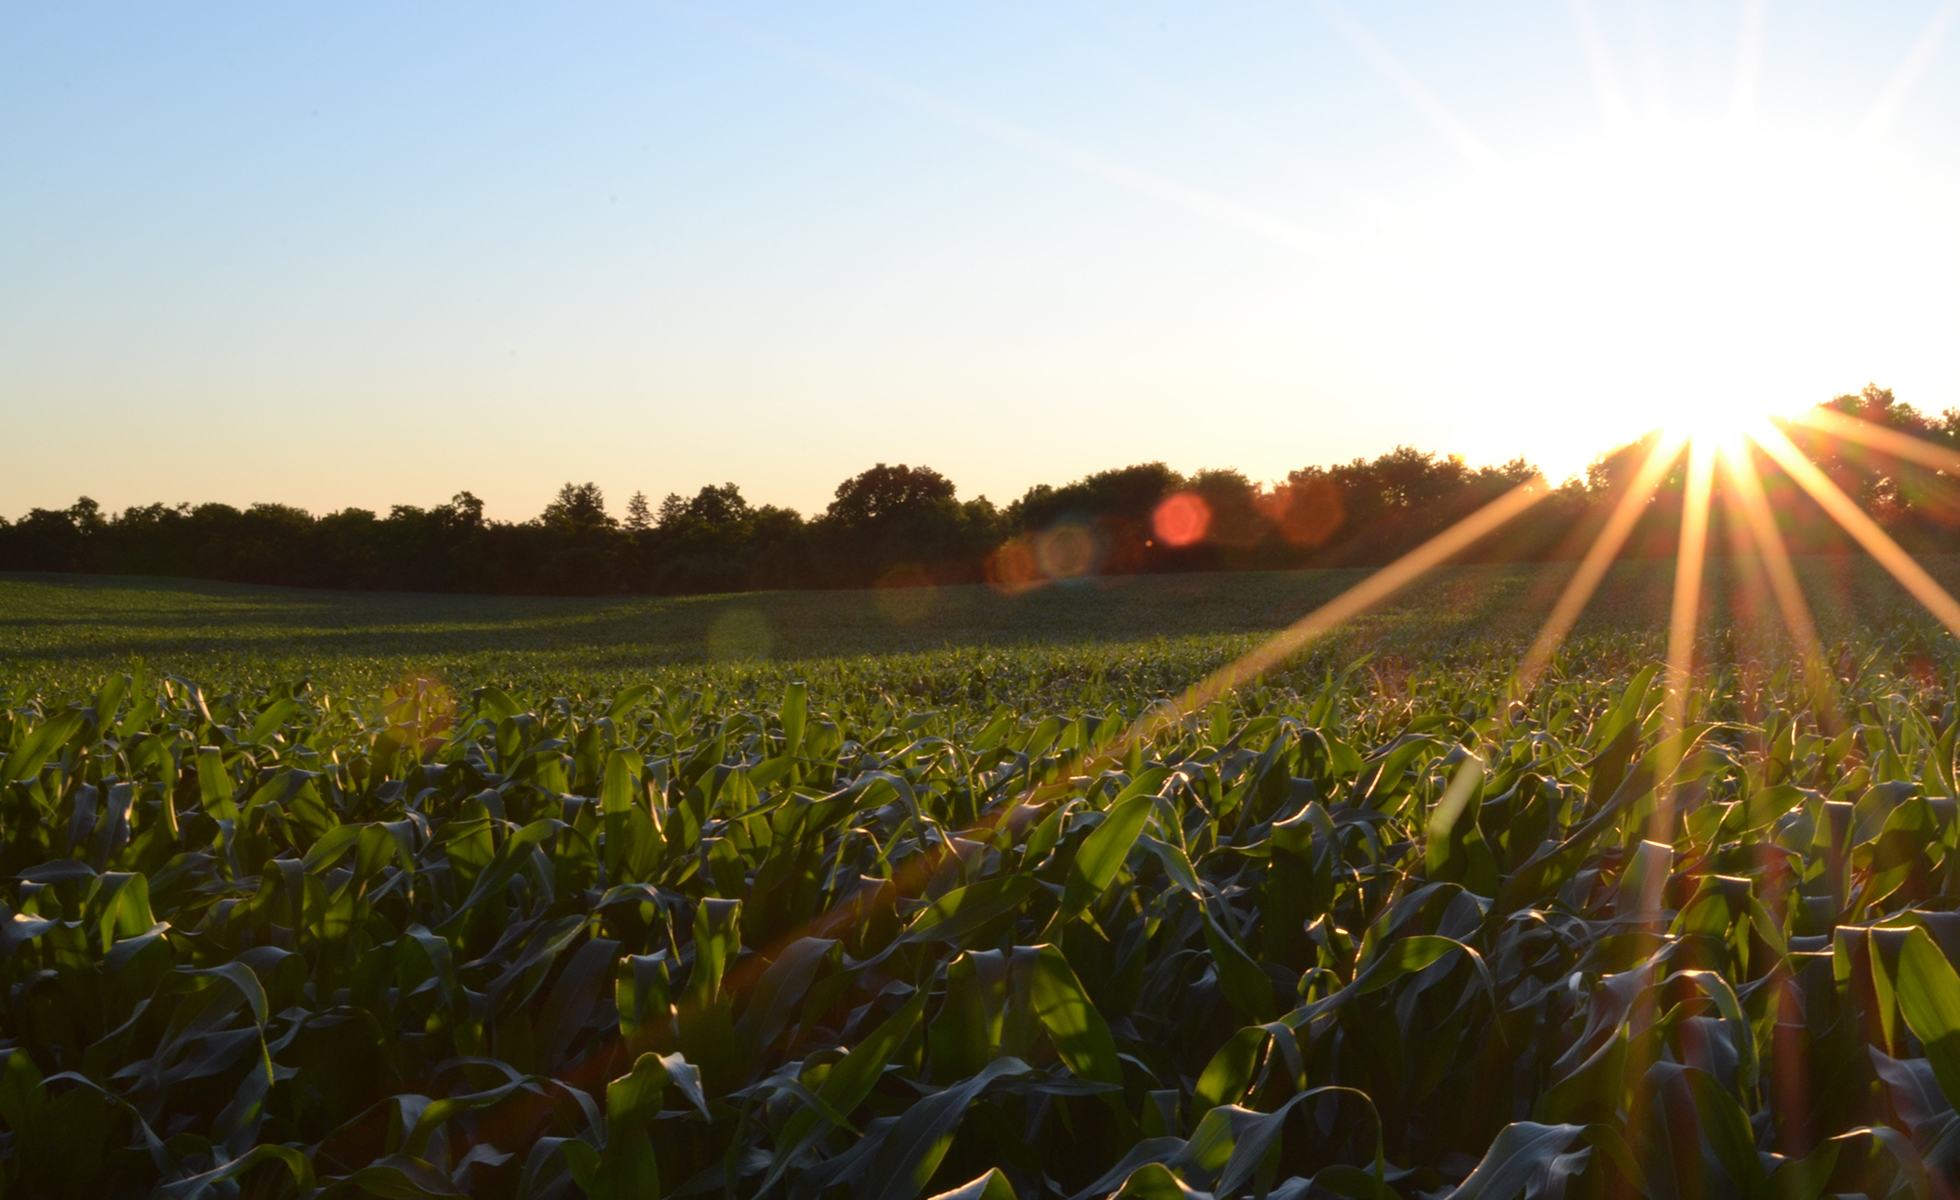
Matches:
[380,673,457,760]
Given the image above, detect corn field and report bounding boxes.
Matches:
[6,630,1960,1197]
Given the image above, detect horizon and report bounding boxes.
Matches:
[0,424,1620,523]
[0,391,1931,524]
[7,3,1960,520]
[0,392,1922,524]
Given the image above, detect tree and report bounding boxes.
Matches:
[825,464,956,526]
[818,464,976,586]
[68,496,106,535]
[443,491,486,531]
[1187,468,1264,550]
[625,491,653,533]
[1269,466,1345,550]
[540,482,614,533]
[1007,462,1183,533]
[683,483,751,526]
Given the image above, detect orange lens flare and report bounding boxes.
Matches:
[1151,492,1212,547]
[984,537,1042,594]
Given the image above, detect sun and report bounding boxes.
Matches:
[1656,394,1785,456]
[1409,117,1935,480]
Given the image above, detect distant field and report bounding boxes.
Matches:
[2,556,1943,699]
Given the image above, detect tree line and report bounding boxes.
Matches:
[4,387,1957,597]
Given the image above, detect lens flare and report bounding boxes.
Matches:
[1151,493,1211,548]
[1033,521,1099,580]
[984,537,1042,594]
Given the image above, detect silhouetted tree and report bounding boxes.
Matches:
[541,482,614,534]
[446,491,486,531]
[818,465,996,586]
[825,464,956,526]
[625,491,653,533]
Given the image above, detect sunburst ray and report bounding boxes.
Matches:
[1718,440,1844,728]
[1649,437,1718,843]
[1788,405,1960,476]
[1753,422,1960,636]
[1516,431,1687,692]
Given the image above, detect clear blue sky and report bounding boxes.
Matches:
[5,2,1958,520]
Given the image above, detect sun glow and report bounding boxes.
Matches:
[1659,395,1783,457]
[1403,120,1940,478]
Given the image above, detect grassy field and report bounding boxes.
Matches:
[3,555,1947,696]
[7,561,1960,1197]
[0,564,1522,681]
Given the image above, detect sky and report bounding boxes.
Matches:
[5,2,1959,522]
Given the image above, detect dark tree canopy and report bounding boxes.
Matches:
[4,388,1953,597]
[825,464,957,526]
[540,482,613,534]
[624,491,653,533]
